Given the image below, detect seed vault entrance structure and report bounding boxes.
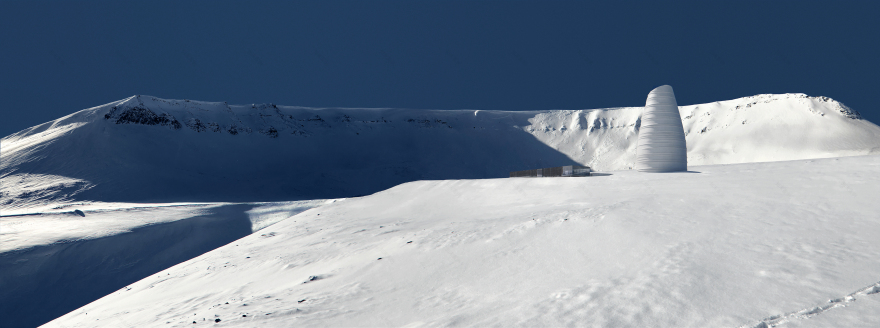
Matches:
[635,85,688,172]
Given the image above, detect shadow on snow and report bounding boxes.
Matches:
[0,204,254,328]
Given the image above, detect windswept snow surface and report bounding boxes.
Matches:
[0,200,333,328]
[2,94,879,210]
[46,155,880,327]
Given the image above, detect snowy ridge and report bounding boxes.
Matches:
[2,94,880,211]
[741,281,880,328]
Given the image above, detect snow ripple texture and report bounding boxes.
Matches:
[635,85,687,172]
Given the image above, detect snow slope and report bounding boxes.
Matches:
[0,200,334,253]
[0,200,334,328]
[3,94,879,212]
[44,155,880,327]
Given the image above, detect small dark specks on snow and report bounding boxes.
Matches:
[303,275,321,284]
[246,256,250,259]
[298,299,306,303]
[378,257,383,260]
[225,302,229,304]
[215,318,221,323]
[193,321,196,324]
[242,314,247,317]
[407,241,413,244]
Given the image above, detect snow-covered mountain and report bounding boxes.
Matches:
[2,94,879,212]
[4,94,880,327]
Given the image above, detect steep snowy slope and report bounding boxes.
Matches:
[45,155,880,328]
[2,94,879,211]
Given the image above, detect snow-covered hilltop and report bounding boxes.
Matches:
[2,94,879,211]
[42,155,880,328]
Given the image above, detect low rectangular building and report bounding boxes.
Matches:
[510,165,591,178]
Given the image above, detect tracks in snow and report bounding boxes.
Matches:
[741,280,880,328]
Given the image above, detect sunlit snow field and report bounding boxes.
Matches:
[40,155,880,327]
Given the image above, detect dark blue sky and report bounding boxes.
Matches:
[2,1,878,136]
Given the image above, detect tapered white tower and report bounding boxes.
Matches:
[635,85,687,172]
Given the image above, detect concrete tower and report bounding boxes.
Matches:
[635,85,687,172]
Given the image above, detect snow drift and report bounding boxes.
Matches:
[2,93,879,210]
